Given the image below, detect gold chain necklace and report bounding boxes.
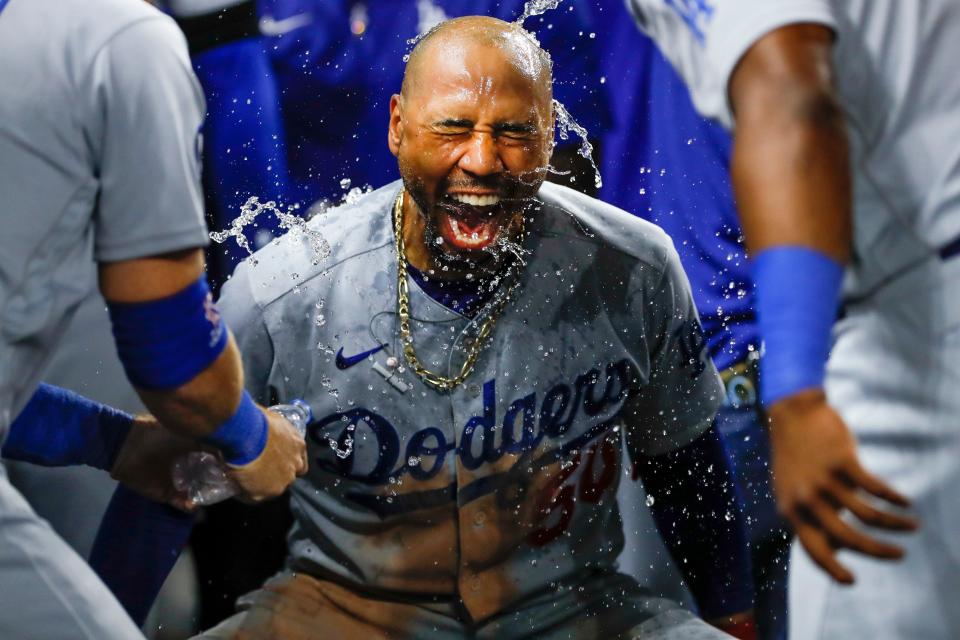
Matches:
[393,191,524,391]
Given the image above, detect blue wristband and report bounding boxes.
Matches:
[751,246,844,406]
[203,390,268,465]
[108,275,228,390]
[2,384,133,470]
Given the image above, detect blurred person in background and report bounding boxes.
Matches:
[628,1,959,637]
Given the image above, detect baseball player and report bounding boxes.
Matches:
[0,0,306,637]
[192,16,756,639]
[626,1,960,637]
[134,2,613,627]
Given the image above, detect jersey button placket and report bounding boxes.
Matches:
[452,348,505,621]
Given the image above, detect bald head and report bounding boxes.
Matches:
[387,15,555,275]
[400,16,553,102]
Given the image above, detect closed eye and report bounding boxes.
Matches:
[432,118,473,136]
[494,123,538,139]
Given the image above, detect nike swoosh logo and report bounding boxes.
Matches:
[259,13,313,37]
[335,345,386,370]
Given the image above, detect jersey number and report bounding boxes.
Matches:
[527,437,619,547]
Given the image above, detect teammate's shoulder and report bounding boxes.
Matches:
[231,182,399,308]
[537,182,675,271]
[42,0,179,52]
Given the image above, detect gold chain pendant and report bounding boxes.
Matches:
[393,191,524,391]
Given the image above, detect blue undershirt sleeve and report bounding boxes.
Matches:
[635,423,755,619]
[2,383,133,470]
[89,485,195,626]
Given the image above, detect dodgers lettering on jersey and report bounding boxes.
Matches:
[311,359,633,496]
[218,181,721,622]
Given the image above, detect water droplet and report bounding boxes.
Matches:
[515,0,563,24]
[552,99,602,188]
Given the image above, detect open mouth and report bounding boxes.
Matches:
[437,192,506,251]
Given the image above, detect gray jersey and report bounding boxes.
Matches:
[218,180,722,630]
[0,0,209,434]
[626,0,960,301]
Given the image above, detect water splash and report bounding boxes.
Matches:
[209,197,332,266]
[553,99,602,189]
[515,0,563,24]
[487,227,531,269]
[208,198,262,260]
[327,423,355,460]
[343,185,373,205]
[403,33,424,63]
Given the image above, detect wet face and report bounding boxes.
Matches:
[389,32,553,273]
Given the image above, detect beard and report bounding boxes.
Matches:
[400,173,540,278]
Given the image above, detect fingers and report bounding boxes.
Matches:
[828,480,918,531]
[806,497,904,560]
[843,463,911,508]
[228,413,308,502]
[790,482,913,584]
[794,520,854,584]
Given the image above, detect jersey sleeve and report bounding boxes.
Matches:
[217,262,276,405]
[622,242,724,458]
[87,16,210,262]
[627,0,837,127]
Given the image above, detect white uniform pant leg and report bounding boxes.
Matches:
[789,257,960,640]
[0,463,144,640]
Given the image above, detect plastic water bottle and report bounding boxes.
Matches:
[172,400,312,506]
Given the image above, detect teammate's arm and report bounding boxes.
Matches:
[87,14,304,502]
[98,249,307,503]
[728,24,917,582]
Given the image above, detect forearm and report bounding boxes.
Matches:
[99,248,244,440]
[134,334,245,440]
[637,424,754,618]
[2,384,132,469]
[729,25,850,407]
[730,24,851,261]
